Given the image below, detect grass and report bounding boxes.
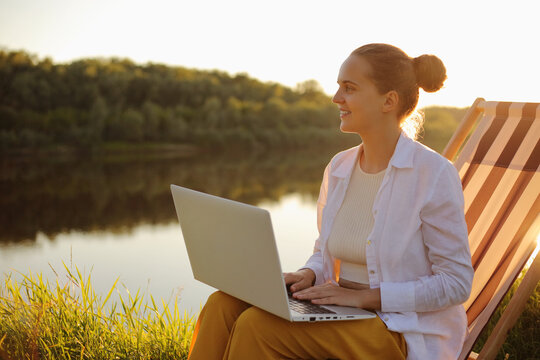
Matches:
[472,269,540,360]
[0,265,195,360]
[1,266,538,360]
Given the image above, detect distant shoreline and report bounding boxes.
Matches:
[1,142,200,160]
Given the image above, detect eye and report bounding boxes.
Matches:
[345,85,354,92]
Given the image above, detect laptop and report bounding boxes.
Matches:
[170,184,375,322]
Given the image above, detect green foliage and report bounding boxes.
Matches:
[0,49,474,154]
[1,49,360,153]
[420,106,468,153]
[0,266,195,359]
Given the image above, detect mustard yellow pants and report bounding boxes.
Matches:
[188,291,407,360]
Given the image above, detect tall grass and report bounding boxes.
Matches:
[0,265,195,359]
[1,266,537,360]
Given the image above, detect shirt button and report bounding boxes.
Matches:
[384,317,389,321]
[369,270,375,275]
[367,240,372,245]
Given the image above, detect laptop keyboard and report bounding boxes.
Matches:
[288,296,336,314]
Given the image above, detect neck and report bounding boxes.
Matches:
[359,126,401,174]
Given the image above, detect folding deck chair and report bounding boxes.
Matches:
[441,98,539,360]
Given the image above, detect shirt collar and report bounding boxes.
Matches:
[331,132,415,179]
[389,132,415,169]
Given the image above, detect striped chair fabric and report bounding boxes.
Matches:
[448,100,540,360]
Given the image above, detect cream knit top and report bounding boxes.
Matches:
[327,160,385,284]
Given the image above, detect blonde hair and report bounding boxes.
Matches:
[400,109,425,140]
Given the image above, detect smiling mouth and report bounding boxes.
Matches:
[339,110,351,118]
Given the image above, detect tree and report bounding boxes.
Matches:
[141,101,161,141]
[295,79,328,103]
[88,97,108,143]
[118,109,144,142]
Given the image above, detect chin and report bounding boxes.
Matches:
[340,123,358,134]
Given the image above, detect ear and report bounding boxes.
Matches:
[381,90,399,113]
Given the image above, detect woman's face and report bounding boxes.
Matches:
[332,55,387,134]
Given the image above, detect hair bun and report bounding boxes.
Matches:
[413,54,447,92]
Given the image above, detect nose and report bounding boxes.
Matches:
[332,89,343,104]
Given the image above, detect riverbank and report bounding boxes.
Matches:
[1,142,201,161]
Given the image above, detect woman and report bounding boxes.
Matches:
[188,43,474,360]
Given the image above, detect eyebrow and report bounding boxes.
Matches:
[337,79,360,86]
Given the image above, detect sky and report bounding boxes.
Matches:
[1,0,539,108]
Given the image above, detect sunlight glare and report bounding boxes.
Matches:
[526,233,540,268]
[1,0,539,107]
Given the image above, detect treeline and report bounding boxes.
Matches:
[0,49,358,153]
[422,106,467,152]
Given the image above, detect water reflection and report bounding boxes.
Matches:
[0,194,320,314]
[1,149,337,313]
[0,148,341,243]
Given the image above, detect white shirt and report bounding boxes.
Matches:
[303,132,474,360]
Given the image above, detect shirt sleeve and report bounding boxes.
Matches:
[300,162,330,285]
[381,162,474,312]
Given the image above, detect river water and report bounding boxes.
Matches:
[0,149,334,315]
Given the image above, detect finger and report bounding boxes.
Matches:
[283,273,301,285]
[285,274,311,293]
[293,287,322,298]
[290,283,302,292]
[294,284,338,299]
[311,297,336,305]
[283,273,292,284]
[295,283,332,293]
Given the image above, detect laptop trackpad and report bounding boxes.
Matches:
[323,304,374,316]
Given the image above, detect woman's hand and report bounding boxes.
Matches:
[293,283,381,310]
[283,269,316,293]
